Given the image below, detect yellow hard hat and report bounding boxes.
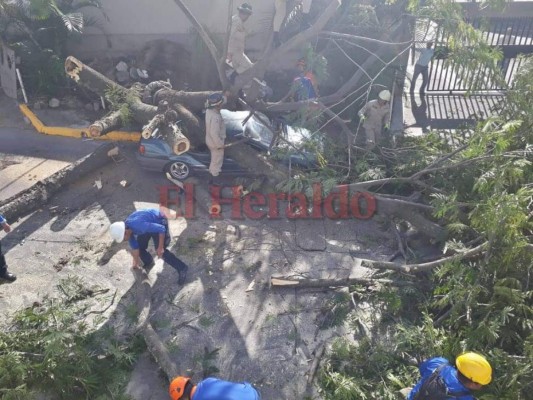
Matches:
[456,352,492,385]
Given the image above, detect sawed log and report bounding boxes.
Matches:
[89,110,122,137]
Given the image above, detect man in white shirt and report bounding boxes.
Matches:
[358,90,391,148]
[227,3,253,81]
[205,93,227,179]
[411,41,434,95]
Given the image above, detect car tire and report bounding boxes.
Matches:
[166,161,190,180]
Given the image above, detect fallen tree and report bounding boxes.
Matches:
[0,143,117,221]
[133,268,179,381]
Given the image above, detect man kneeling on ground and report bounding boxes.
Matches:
[109,208,188,285]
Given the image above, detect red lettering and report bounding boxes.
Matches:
[267,192,287,219]
[158,185,182,219]
[286,192,309,219]
[243,192,267,219]
[158,184,196,219]
[350,192,376,219]
[209,185,243,219]
[324,186,349,219]
[311,183,323,218]
[183,183,195,218]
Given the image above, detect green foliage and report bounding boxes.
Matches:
[319,50,533,400]
[0,0,104,96]
[105,85,141,125]
[0,277,143,399]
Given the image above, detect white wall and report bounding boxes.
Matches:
[70,0,276,57]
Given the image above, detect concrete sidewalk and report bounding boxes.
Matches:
[0,95,103,201]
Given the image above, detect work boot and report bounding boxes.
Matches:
[177,265,188,285]
[0,271,17,282]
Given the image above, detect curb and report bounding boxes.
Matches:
[19,104,141,142]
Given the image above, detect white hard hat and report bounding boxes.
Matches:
[109,222,126,243]
[378,90,391,101]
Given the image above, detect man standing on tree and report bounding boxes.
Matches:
[109,209,188,285]
[205,93,226,182]
[357,90,391,148]
[405,352,492,400]
[169,376,260,400]
[227,3,253,82]
[0,214,16,283]
[411,41,434,95]
[273,0,314,47]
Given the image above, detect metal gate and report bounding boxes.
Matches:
[416,17,533,93]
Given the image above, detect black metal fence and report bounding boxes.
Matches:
[415,17,533,93]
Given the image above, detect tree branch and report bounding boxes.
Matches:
[171,0,229,88]
[234,0,342,90]
[257,16,408,112]
[357,242,488,273]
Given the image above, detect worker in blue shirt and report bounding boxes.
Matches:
[0,214,16,282]
[109,209,188,284]
[407,352,492,400]
[169,376,260,400]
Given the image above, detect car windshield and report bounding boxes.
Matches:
[246,118,273,143]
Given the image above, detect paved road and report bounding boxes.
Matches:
[0,94,117,200]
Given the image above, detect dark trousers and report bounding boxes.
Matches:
[412,64,429,93]
[0,241,7,275]
[136,231,188,273]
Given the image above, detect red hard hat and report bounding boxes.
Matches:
[169,376,191,400]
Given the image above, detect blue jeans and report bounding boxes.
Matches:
[136,230,188,273]
[412,64,429,93]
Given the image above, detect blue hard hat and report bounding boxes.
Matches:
[207,93,225,107]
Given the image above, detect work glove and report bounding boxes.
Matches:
[359,115,366,122]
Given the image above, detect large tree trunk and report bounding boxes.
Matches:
[133,269,179,381]
[66,56,205,139]
[65,57,290,185]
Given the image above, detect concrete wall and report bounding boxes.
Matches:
[69,0,276,58]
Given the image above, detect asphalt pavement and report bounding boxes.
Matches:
[0,95,108,200]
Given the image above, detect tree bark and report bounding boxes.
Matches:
[89,110,123,137]
[271,276,413,288]
[170,0,229,88]
[167,124,191,155]
[142,114,165,139]
[356,242,488,273]
[133,269,179,381]
[255,15,408,112]
[66,56,205,140]
[0,143,117,221]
